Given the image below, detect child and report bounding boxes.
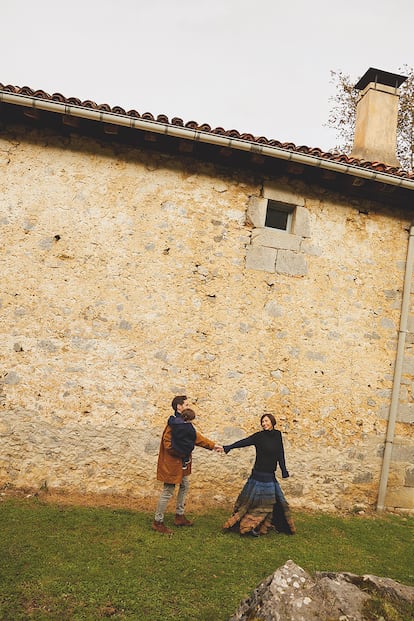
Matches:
[168,408,197,469]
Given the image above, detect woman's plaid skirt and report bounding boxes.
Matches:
[222,470,295,536]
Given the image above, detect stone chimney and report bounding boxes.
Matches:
[351,67,407,167]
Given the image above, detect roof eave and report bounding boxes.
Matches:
[2,89,414,192]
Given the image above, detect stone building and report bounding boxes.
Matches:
[0,67,413,513]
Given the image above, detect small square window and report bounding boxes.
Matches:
[265,200,294,232]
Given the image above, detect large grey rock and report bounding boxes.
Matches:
[230,559,414,621]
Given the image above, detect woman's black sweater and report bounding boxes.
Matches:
[223,429,289,477]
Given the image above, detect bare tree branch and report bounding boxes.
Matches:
[326,67,414,172]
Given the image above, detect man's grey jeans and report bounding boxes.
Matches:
[155,477,190,522]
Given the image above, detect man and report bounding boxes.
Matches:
[153,395,222,534]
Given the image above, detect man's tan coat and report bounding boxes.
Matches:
[156,424,215,484]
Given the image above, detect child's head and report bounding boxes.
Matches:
[181,408,196,422]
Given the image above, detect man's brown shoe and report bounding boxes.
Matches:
[152,520,173,534]
[174,514,193,526]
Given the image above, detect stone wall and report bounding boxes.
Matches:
[1,125,413,512]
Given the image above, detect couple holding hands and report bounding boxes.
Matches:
[152,395,295,537]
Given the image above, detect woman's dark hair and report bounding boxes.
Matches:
[171,395,187,411]
[261,413,276,428]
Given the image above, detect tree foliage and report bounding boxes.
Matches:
[327,66,414,172]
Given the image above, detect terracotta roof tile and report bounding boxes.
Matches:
[112,106,127,115]
[156,114,169,123]
[1,82,413,180]
[171,116,184,126]
[127,109,141,118]
[240,133,255,141]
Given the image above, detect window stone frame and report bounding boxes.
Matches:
[245,184,311,276]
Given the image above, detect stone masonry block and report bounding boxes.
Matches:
[247,196,267,227]
[251,227,301,251]
[391,444,414,462]
[276,250,308,277]
[245,245,277,273]
[292,205,311,238]
[402,355,414,375]
[405,467,414,486]
[407,314,414,333]
[397,404,414,424]
[263,184,305,207]
[301,239,323,256]
[377,406,389,420]
[385,487,414,510]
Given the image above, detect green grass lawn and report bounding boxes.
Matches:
[0,496,413,620]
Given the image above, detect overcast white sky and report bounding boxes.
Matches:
[2,0,413,151]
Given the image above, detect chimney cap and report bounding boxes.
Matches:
[355,67,407,91]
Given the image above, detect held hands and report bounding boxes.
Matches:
[213,444,224,453]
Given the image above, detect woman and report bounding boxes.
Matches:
[222,413,295,536]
